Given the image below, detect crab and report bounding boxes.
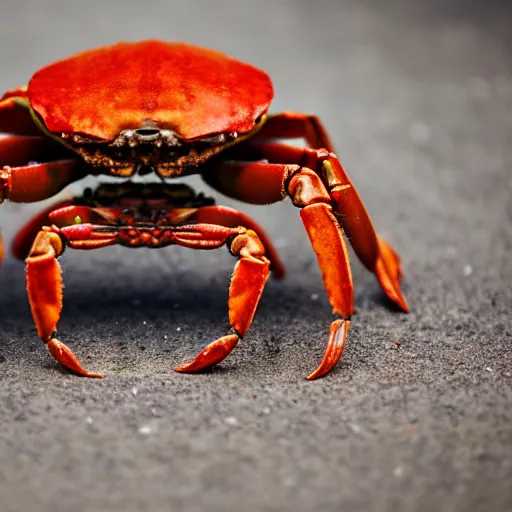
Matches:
[0,40,409,380]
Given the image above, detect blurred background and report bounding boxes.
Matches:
[0,1,511,511]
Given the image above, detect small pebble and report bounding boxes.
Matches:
[138,425,152,435]
[131,386,138,396]
[348,423,362,434]
[463,264,473,277]
[485,367,493,373]
[224,416,238,426]
[164,335,168,340]
[310,293,319,301]
[262,407,271,415]
[86,416,93,425]
[143,321,147,325]
[393,466,404,477]
[176,327,181,332]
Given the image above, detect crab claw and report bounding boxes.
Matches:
[174,334,240,373]
[306,320,350,380]
[47,338,103,378]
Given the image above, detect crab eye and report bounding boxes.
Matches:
[74,215,82,224]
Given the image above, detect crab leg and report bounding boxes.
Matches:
[0,95,80,262]
[12,199,75,260]
[0,93,41,136]
[204,141,408,312]
[25,204,272,376]
[204,157,355,378]
[25,228,107,377]
[175,228,270,373]
[0,159,81,203]
[255,111,336,152]
[13,200,284,275]
[298,202,353,379]
[0,159,81,263]
[190,205,284,278]
[0,134,58,166]
[239,111,407,308]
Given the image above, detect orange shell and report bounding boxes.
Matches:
[28,40,273,141]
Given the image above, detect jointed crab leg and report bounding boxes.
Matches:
[255,111,336,151]
[0,160,80,203]
[0,95,82,261]
[0,92,78,200]
[26,227,113,377]
[175,228,270,373]
[15,199,284,274]
[12,199,75,260]
[204,139,408,312]
[299,202,353,379]
[191,205,284,279]
[0,92,41,136]
[248,111,407,309]
[24,204,272,377]
[0,134,56,166]
[204,156,356,378]
[0,159,81,263]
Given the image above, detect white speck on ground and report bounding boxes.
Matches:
[138,425,153,435]
[349,423,362,434]
[224,416,239,427]
[463,264,473,277]
[394,466,404,478]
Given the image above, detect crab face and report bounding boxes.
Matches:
[23,41,273,177]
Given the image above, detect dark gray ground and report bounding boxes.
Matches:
[0,1,511,511]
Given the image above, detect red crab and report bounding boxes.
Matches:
[0,40,408,379]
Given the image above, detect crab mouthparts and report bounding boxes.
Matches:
[111,126,183,148]
[64,124,234,178]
